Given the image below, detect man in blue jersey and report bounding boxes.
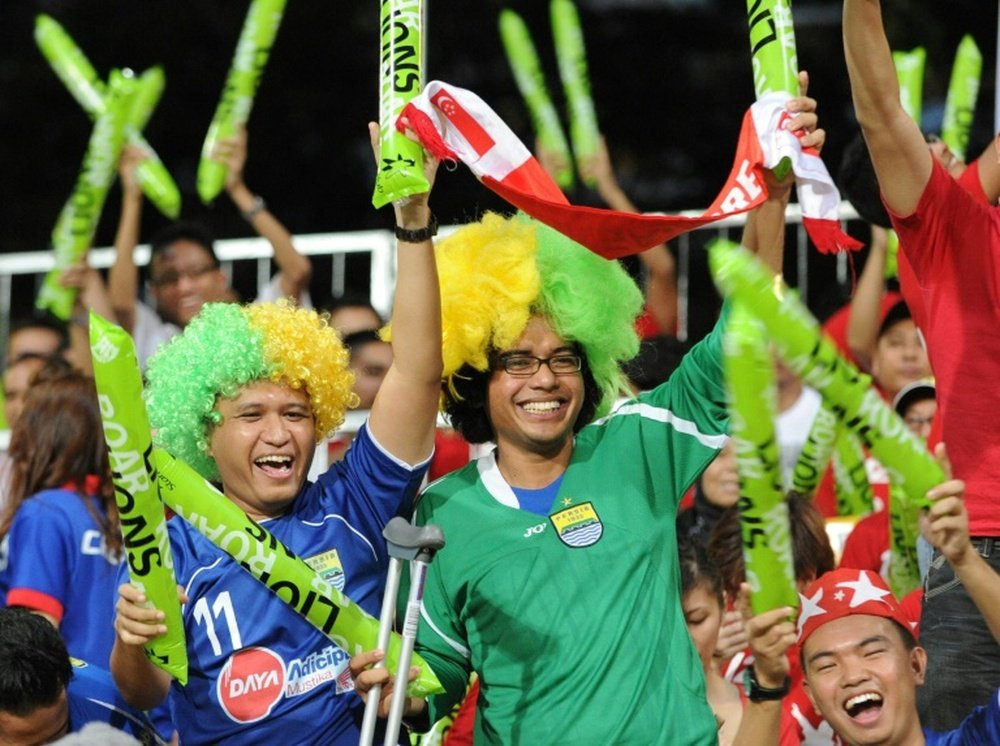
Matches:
[799,468,1000,745]
[0,608,162,745]
[110,125,442,744]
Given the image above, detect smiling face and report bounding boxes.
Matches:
[803,615,926,746]
[208,380,316,520]
[150,240,228,327]
[487,316,584,464]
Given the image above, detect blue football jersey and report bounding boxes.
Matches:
[68,659,165,744]
[119,426,428,745]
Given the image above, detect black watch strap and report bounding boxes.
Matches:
[395,212,438,243]
[743,667,791,702]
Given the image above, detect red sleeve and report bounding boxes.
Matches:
[6,588,64,623]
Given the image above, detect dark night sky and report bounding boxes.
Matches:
[0,0,995,320]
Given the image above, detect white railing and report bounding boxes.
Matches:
[0,202,861,345]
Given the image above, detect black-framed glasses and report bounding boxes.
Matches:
[150,263,218,288]
[496,353,583,377]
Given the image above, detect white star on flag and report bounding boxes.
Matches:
[797,588,826,637]
[836,571,892,608]
[834,590,845,602]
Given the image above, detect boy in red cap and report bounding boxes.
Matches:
[798,467,1000,744]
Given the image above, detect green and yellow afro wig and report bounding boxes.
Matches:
[431,212,644,419]
[144,300,358,480]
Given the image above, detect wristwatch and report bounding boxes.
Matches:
[394,212,438,243]
[743,667,791,702]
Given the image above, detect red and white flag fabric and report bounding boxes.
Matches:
[400,81,861,259]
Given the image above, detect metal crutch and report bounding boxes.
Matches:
[359,516,446,746]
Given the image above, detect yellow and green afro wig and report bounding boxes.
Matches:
[144,300,358,480]
[432,212,644,420]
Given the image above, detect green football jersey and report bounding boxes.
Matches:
[413,320,729,745]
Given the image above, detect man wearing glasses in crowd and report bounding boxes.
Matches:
[109,127,312,367]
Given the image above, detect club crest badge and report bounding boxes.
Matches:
[550,501,603,548]
[304,548,346,591]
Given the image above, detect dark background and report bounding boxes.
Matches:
[0,0,995,328]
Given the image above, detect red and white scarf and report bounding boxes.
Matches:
[400,81,860,259]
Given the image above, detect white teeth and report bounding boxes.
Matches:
[845,692,882,711]
[521,401,561,413]
[255,455,292,467]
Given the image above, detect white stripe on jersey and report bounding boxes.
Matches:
[185,557,225,597]
[592,401,728,450]
[420,603,470,659]
[299,514,379,562]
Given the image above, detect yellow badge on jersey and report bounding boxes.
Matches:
[550,501,603,548]
[304,548,346,591]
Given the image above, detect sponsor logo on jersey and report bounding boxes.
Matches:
[284,643,354,696]
[218,646,286,723]
[304,548,346,591]
[550,501,603,548]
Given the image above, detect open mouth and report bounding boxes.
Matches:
[844,692,883,722]
[519,400,563,414]
[254,454,294,477]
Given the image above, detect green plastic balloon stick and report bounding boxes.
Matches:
[89,314,189,684]
[153,449,444,698]
[746,0,799,179]
[498,9,573,190]
[36,71,135,320]
[723,301,798,616]
[197,0,288,204]
[34,15,180,218]
[127,66,165,134]
[884,229,899,281]
[892,47,926,126]
[887,482,922,598]
[550,0,599,186]
[372,0,429,208]
[709,240,944,511]
[790,398,840,497]
[941,35,982,161]
[832,429,875,516]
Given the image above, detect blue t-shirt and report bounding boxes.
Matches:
[67,659,164,744]
[2,487,120,665]
[926,688,1000,745]
[118,426,428,745]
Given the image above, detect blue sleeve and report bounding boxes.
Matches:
[925,689,1000,745]
[6,499,73,613]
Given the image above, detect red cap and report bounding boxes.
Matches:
[797,568,912,645]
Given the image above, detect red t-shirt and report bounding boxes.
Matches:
[839,508,889,579]
[890,160,1000,534]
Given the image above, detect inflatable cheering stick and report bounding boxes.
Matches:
[373,0,429,208]
[499,8,574,190]
[34,15,181,218]
[942,35,982,161]
[154,449,443,698]
[89,314,188,684]
[723,300,798,616]
[550,0,599,187]
[198,0,288,204]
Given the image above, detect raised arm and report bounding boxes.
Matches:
[926,445,1000,643]
[974,135,1000,204]
[108,145,146,333]
[218,125,313,301]
[843,0,933,216]
[845,225,889,370]
[366,122,443,465]
[578,136,678,335]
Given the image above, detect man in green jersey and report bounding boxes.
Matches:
[356,88,822,743]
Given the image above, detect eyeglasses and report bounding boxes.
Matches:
[496,353,583,377]
[150,263,218,288]
[904,415,935,428]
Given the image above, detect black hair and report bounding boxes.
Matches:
[678,534,725,607]
[878,300,912,338]
[0,608,72,717]
[149,220,219,265]
[622,335,689,392]
[6,313,70,360]
[442,349,602,445]
[838,132,893,229]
